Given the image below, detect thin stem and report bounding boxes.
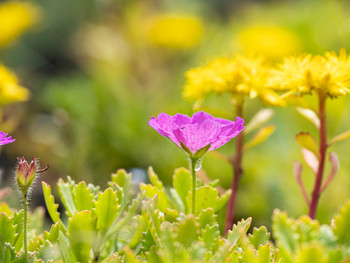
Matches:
[23,192,28,261]
[191,158,197,215]
[309,93,327,219]
[225,103,244,234]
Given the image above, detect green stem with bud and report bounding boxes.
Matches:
[23,192,28,260]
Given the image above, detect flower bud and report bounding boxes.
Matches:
[16,157,37,194]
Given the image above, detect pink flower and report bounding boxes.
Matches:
[149,111,244,157]
[0,132,15,145]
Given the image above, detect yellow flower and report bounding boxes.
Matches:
[235,25,301,60]
[0,65,30,104]
[0,1,40,47]
[147,14,204,49]
[269,50,350,98]
[183,55,284,106]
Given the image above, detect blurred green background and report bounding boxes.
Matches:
[1,0,350,228]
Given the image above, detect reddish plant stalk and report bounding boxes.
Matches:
[309,93,328,219]
[225,103,244,234]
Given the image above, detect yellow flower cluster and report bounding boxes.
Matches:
[184,51,350,107]
[147,14,204,49]
[183,55,284,106]
[0,65,30,104]
[269,50,350,98]
[0,1,40,47]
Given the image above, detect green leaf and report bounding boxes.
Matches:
[294,244,327,263]
[42,182,68,234]
[164,208,179,223]
[106,193,143,240]
[214,190,231,212]
[176,214,199,247]
[0,212,16,245]
[140,183,170,211]
[257,243,272,263]
[148,166,164,189]
[58,231,75,263]
[73,182,94,212]
[272,209,298,262]
[44,222,60,244]
[111,169,131,189]
[186,186,218,216]
[100,253,122,263]
[13,210,24,250]
[42,182,60,223]
[295,132,319,159]
[227,217,252,248]
[128,215,148,249]
[248,226,271,250]
[244,109,274,134]
[94,188,120,232]
[198,208,216,229]
[296,215,320,243]
[58,178,76,217]
[68,210,97,263]
[329,129,350,146]
[201,224,220,251]
[173,168,192,212]
[332,200,350,246]
[296,107,320,128]
[0,202,12,216]
[245,125,275,150]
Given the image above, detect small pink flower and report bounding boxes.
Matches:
[0,132,15,145]
[149,111,244,157]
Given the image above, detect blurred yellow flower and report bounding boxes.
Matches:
[0,1,40,47]
[0,65,30,104]
[183,55,284,106]
[235,25,301,60]
[269,50,350,98]
[148,14,204,49]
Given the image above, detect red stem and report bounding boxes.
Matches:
[224,103,244,234]
[309,93,327,219]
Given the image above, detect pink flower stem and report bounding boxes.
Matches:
[309,93,328,219]
[224,103,244,234]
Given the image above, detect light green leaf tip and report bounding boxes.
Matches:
[73,181,94,212]
[248,226,271,250]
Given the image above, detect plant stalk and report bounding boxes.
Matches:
[225,103,244,234]
[309,93,327,219]
[23,192,28,261]
[191,158,197,215]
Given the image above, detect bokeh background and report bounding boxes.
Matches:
[1,0,350,228]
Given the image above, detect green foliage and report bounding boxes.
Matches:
[140,167,231,217]
[4,167,350,262]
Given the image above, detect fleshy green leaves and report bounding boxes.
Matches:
[142,167,231,216]
[68,211,97,262]
[332,200,350,246]
[95,188,120,232]
[0,212,16,245]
